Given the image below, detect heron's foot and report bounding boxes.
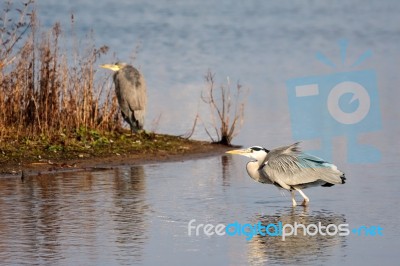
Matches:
[300,199,309,206]
[129,129,145,135]
[139,130,154,138]
[293,188,309,207]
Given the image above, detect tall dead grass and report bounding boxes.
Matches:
[0,1,120,140]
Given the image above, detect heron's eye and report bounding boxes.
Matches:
[251,147,261,151]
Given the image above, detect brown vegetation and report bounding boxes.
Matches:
[0,1,119,140]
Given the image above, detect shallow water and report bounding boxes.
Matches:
[1,0,400,264]
[0,157,398,265]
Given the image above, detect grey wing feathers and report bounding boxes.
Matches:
[121,66,147,111]
[261,142,344,189]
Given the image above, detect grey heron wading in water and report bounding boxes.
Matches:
[101,62,147,133]
[226,142,346,207]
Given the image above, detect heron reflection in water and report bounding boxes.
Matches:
[226,142,346,206]
[101,62,147,133]
[247,208,347,265]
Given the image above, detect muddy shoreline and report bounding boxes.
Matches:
[1,142,231,179]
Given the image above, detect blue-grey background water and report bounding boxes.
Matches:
[1,0,400,265]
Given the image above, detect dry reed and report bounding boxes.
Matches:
[0,1,120,141]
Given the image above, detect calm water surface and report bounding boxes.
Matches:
[0,158,399,265]
[1,0,400,265]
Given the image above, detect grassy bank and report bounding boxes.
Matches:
[1,130,191,162]
[0,128,230,175]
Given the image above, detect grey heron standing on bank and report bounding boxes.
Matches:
[101,62,147,133]
[226,142,346,207]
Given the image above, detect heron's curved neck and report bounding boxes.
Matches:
[246,160,262,182]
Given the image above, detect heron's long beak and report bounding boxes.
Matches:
[100,64,120,71]
[226,149,250,155]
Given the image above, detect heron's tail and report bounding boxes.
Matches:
[321,172,346,187]
[340,173,346,184]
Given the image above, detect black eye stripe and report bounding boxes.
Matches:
[250,146,269,152]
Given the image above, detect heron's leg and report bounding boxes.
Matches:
[294,188,309,206]
[129,122,139,135]
[291,190,297,207]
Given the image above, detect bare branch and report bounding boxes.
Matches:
[199,70,248,145]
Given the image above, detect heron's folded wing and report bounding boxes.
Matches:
[122,66,147,111]
[262,153,343,187]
